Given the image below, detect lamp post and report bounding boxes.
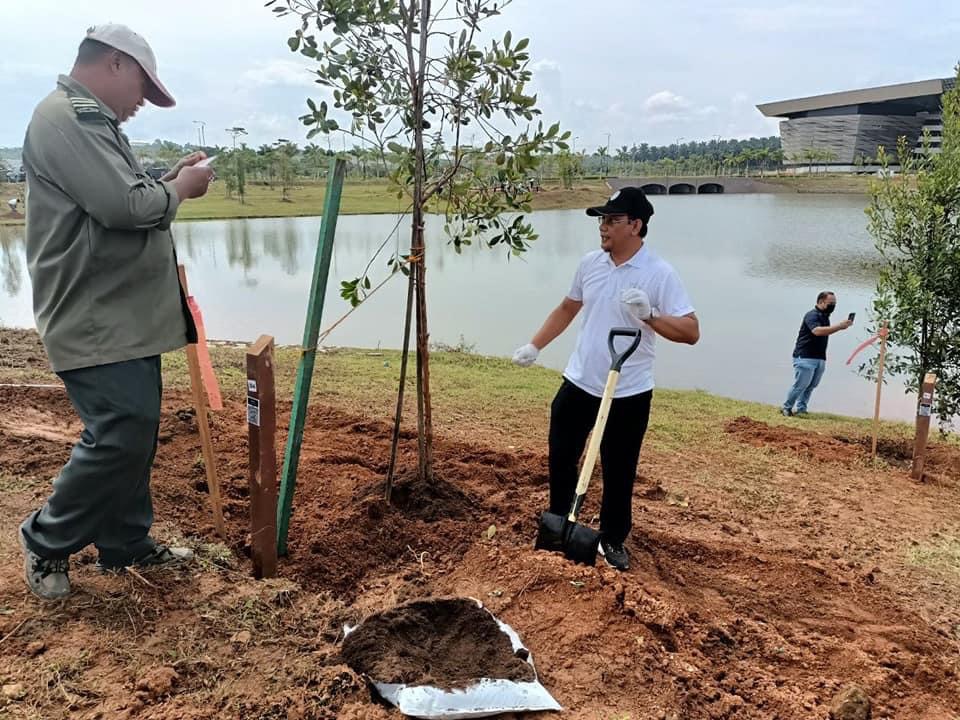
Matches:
[192,120,206,148]
[604,132,611,177]
[226,126,248,151]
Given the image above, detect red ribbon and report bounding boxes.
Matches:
[845,327,889,366]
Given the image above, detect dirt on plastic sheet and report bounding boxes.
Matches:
[341,597,535,689]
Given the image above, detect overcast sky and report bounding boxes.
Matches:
[2,0,959,152]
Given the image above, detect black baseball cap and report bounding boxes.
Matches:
[586,186,655,224]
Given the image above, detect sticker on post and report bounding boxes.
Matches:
[247,380,258,393]
[918,403,932,417]
[247,397,261,426]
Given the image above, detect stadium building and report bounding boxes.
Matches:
[757,77,955,172]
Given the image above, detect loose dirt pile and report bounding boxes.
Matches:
[341,597,535,688]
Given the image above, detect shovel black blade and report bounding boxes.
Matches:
[535,511,601,566]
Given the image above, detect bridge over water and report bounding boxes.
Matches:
[607,176,783,195]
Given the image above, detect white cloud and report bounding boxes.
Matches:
[730,3,864,33]
[240,59,318,88]
[531,59,561,74]
[643,91,691,116]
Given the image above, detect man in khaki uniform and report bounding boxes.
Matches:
[19,24,214,600]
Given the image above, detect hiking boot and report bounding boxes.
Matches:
[98,544,194,573]
[599,540,630,571]
[780,407,793,417]
[20,533,70,601]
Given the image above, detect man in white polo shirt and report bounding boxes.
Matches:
[513,186,699,570]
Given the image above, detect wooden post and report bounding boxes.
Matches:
[276,157,347,556]
[178,265,226,537]
[871,324,888,462]
[247,335,278,579]
[911,372,937,481]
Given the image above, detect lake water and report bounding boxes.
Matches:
[0,194,922,422]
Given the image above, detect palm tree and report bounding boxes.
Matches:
[596,146,609,177]
[755,148,771,177]
[616,145,630,175]
[769,148,785,175]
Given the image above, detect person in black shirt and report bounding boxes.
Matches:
[781,291,853,417]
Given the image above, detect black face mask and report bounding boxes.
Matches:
[823,302,836,314]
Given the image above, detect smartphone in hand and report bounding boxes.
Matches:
[848,312,856,322]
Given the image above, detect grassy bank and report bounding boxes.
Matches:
[757,174,876,194]
[0,173,880,226]
[0,180,611,225]
[0,327,935,460]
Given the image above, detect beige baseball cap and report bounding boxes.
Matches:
[85,23,176,107]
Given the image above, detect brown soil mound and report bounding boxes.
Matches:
[341,597,535,688]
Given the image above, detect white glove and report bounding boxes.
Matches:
[512,343,540,367]
[621,288,652,322]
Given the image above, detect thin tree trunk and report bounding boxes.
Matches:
[408,0,434,482]
[385,262,416,502]
[415,238,434,479]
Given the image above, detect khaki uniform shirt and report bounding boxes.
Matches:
[22,75,196,373]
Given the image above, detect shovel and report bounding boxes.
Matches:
[535,326,643,565]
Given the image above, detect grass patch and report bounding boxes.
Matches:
[0,180,611,225]
[0,336,929,454]
[907,534,960,576]
[757,174,878,194]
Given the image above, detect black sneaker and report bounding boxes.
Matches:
[780,407,793,417]
[133,544,194,568]
[599,540,630,571]
[98,544,194,573]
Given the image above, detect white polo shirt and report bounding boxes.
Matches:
[563,246,695,398]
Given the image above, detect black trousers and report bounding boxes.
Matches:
[547,379,652,545]
[20,356,162,565]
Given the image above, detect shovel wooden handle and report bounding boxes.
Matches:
[566,327,642,522]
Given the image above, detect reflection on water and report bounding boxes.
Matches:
[0,195,925,423]
[0,229,23,297]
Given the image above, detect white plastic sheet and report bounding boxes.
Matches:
[344,599,561,719]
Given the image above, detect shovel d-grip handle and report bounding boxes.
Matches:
[608,326,643,372]
[567,327,643,521]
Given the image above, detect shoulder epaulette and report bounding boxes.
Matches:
[69,96,104,122]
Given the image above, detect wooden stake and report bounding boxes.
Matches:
[178,265,226,537]
[911,372,937,481]
[871,324,888,462]
[247,335,278,579]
